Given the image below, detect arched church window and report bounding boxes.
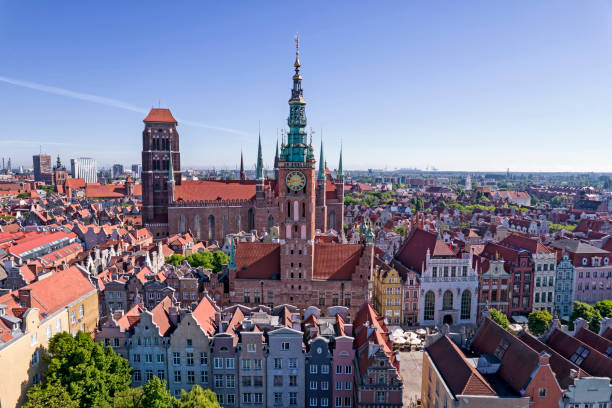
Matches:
[248,208,255,232]
[424,291,435,321]
[461,290,472,320]
[208,215,215,241]
[442,290,453,310]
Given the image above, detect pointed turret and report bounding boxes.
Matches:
[280,35,314,163]
[338,145,344,180]
[318,139,325,181]
[229,239,236,270]
[256,131,264,180]
[240,150,247,183]
[274,139,279,169]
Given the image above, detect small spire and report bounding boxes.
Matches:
[256,127,264,180]
[240,150,247,182]
[294,33,301,71]
[318,138,325,181]
[229,239,236,270]
[338,144,344,179]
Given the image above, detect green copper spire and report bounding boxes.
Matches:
[256,130,264,180]
[318,139,325,180]
[338,145,343,179]
[228,239,236,269]
[280,35,315,163]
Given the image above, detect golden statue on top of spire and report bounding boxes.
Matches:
[294,33,301,69]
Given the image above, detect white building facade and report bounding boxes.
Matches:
[418,248,478,327]
[71,157,97,183]
[532,251,557,313]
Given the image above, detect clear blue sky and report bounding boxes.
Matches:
[2,1,612,172]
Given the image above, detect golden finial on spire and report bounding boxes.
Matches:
[294,33,301,69]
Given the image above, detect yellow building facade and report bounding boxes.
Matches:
[0,267,99,408]
[373,262,403,325]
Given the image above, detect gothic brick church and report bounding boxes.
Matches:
[142,39,373,316]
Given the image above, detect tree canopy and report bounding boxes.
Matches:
[594,300,612,319]
[528,310,552,336]
[166,250,229,273]
[34,331,132,407]
[569,301,602,333]
[489,308,509,330]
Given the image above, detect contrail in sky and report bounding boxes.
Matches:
[0,75,251,137]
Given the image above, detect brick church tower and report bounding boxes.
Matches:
[277,35,317,281]
[141,109,181,238]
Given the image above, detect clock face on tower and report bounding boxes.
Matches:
[286,171,306,191]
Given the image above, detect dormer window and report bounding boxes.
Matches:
[582,257,588,266]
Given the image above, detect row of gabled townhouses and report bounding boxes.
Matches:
[95,295,403,408]
[372,226,612,327]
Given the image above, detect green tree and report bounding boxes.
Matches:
[44,331,132,407]
[569,301,602,333]
[113,388,144,408]
[594,300,612,319]
[177,385,221,408]
[528,310,552,336]
[391,226,406,236]
[140,377,175,408]
[489,308,509,330]
[166,254,186,266]
[211,250,230,273]
[24,382,78,408]
[186,251,214,269]
[550,195,564,207]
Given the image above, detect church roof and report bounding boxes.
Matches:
[174,180,258,201]
[143,108,177,123]
[234,242,364,281]
[235,242,281,279]
[313,243,362,280]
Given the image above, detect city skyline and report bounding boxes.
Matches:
[2,2,612,172]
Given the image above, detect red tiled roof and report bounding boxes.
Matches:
[192,295,218,336]
[427,336,497,397]
[546,328,612,378]
[471,317,541,394]
[517,330,588,389]
[602,327,612,341]
[313,243,362,280]
[575,327,612,356]
[0,266,96,341]
[394,228,437,272]
[235,242,280,279]
[116,304,145,331]
[143,108,177,123]
[7,231,76,257]
[500,234,552,254]
[85,182,141,198]
[65,178,86,190]
[175,180,257,201]
[151,296,174,336]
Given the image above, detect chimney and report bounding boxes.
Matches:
[169,306,179,326]
[538,351,551,365]
[573,317,589,335]
[18,288,32,308]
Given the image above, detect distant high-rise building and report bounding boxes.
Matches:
[465,174,472,191]
[71,157,97,183]
[112,164,124,178]
[33,154,52,183]
[131,164,142,179]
